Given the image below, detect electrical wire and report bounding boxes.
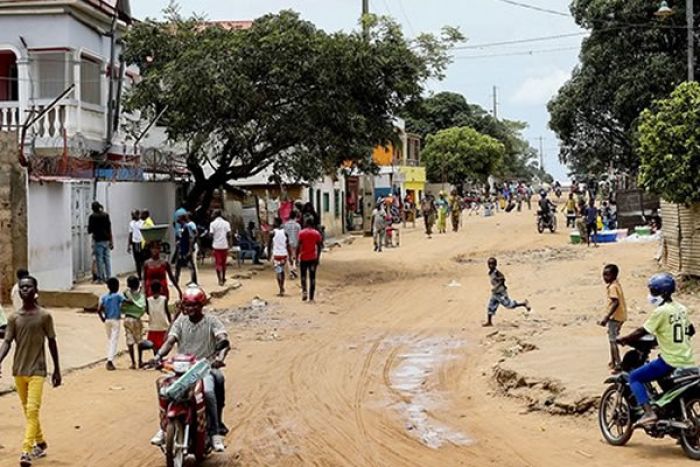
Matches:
[454,46,580,60]
[453,32,587,50]
[395,0,416,37]
[492,0,570,17]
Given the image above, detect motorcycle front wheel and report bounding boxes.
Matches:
[599,385,633,446]
[166,419,186,467]
[680,397,700,460]
[537,219,545,234]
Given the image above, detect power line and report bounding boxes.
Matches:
[454,46,580,60]
[395,0,416,36]
[454,32,587,50]
[492,0,570,17]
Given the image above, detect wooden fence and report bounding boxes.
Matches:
[661,200,700,276]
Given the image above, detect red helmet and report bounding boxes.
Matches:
[182,285,207,305]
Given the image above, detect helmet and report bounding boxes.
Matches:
[648,273,676,296]
[182,285,207,305]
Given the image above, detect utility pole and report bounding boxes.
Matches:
[688,0,694,81]
[538,136,545,171]
[362,0,370,41]
[492,86,498,120]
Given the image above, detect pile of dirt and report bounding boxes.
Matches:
[454,247,588,266]
[492,365,598,415]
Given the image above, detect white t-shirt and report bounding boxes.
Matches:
[209,217,231,250]
[272,228,288,257]
[129,219,144,244]
[147,295,170,332]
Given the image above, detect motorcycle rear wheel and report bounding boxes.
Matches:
[680,397,700,460]
[599,385,633,446]
[165,419,186,467]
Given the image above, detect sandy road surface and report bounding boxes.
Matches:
[0,209,695,466]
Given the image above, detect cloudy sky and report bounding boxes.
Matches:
[132,1,583,181]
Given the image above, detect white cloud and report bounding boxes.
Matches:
[511,69,570,106]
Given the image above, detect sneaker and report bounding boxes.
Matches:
[31,443,47,459]
[212,434,225,452]
[302,292,308,302]
[635,412,658,428]
[20,453,31,467]
[524,300,532,312]
[150,429,165,446]
[106,361,116,371]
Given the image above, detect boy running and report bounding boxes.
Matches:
[122,276,146,369]
[483,257,531,327]
[97,277,124,371]
[0,276,61,467]
[598,264,627,371]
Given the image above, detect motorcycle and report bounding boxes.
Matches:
[153,349,226,467]
[536,210,557,233]
[598,335,700,459]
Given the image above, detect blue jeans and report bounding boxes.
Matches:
[94,241,111,281]
[202,368,225,436]
[629,357,674,406]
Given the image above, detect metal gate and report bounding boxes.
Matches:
[71,182,92,282]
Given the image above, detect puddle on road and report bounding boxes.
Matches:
[388,338,472,449]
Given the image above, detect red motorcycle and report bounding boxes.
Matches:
[155,354,211,467]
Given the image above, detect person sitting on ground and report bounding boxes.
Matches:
[140,281,172,366]
[483,257,531,327]
[12,269,30,312]
[597,264,627,372]
[122,275,147,369]
[618,273,696,427]
[240,222,264,265]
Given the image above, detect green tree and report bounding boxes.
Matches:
[422,126,505,186]
[123,8,462,210]
[548,0,687,175]
[637,82,700,204]
[403,92,543,181]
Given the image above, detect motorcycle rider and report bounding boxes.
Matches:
[537,191,556,226]
[149,285,230,452]
[618,273,696,427]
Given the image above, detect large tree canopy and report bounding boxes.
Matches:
[638,82,700,204]
[548,0,688,175]
[422,126,505,186]
[123,8,462,210]
[402,92,545,181]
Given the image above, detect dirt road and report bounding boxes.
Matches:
[0,209,694,466]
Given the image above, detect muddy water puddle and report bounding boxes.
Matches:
[387,337,471,449]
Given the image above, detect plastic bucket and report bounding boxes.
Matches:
[595,231,617,244]
[570,231,582,245]
[635,226,652,236]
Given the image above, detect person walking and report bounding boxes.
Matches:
[175,213,198,286]
[97,277,124,371]
[435,192,449,234]
[449,190,462,232]
[297,218,323,302]
[143,241,181,301]
[270,218,292,296]
[371,203,387,252]
[0,276,62,467]
[420,196,435,238]
[283,213,301,279]
[88,201,113,283]
[209,210,232,286]
[127,210,144,279]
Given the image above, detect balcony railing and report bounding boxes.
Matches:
[0,100,105,141]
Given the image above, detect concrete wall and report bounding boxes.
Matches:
[0,132,28,303]
[95,181,177,276]
[310,175,346,239]
[28,181,72,290]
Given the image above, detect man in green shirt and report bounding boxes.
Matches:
[619,273,696,427]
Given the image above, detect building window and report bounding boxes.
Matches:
[32,51,73,99]
[80,55,102,106]
[323,192,330,213]
[333,189,340,218]
[0,51,18,101]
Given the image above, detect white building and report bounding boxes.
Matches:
[0,1,181,290]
